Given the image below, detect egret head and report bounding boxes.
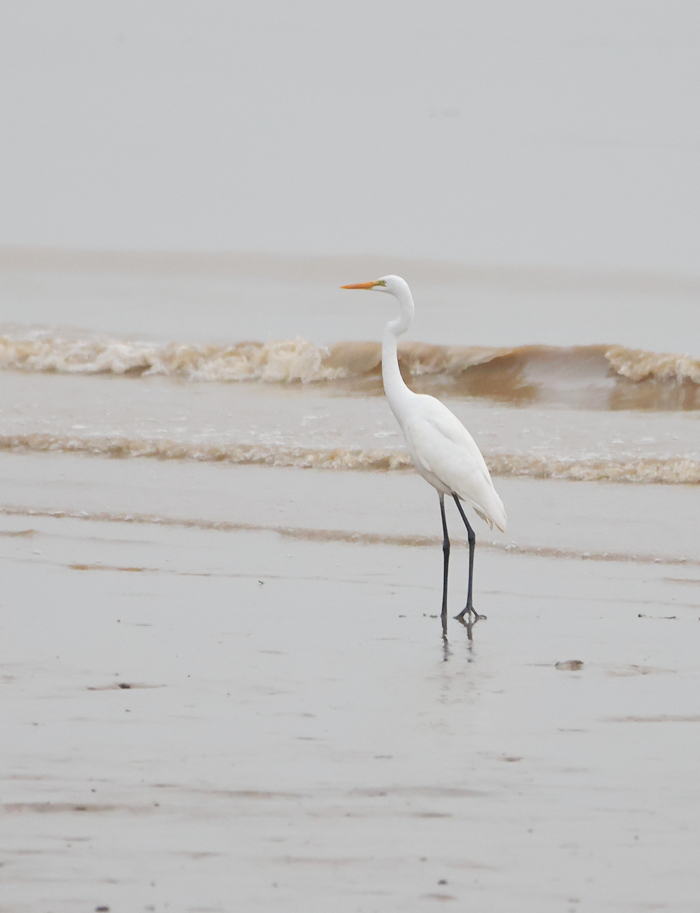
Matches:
[341,275,408,296]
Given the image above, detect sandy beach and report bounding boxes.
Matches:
[2,453,699,912]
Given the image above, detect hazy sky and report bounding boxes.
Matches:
[1,1,699,272]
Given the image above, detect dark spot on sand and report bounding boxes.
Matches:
[638,613,678,620]
[556,660,583,671]
[88,682,163,691]
[2,803,116,813]
[414,812,451,818]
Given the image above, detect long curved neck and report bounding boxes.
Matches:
[382,285,416,421]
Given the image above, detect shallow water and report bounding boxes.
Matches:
[1,250,699,486]
[2,249,699,352]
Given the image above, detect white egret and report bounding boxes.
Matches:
[341,275,506,630]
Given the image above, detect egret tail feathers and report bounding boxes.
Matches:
[474,500,507,534]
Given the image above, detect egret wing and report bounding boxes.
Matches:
[406,396,507,532]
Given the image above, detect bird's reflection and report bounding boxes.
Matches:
[441,612,482,661]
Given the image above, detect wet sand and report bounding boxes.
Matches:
[1,454,699,911]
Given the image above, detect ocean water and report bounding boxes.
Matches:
[1,250,698,486]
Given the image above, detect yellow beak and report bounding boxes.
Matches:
[340,280,379,290]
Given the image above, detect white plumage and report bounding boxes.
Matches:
[403,396,507,532]
[341,274,506,629]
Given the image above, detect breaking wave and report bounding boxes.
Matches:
[0,333,343,383]
[1,433,698,484]
[1,332,699,409]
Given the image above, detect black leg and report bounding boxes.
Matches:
[452,495,479,621]
[439,493,450,634]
